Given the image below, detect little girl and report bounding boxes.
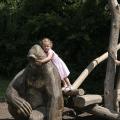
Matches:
[36,37,72,91]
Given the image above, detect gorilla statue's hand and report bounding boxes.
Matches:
[13,96,32,117]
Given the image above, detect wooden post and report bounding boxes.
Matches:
[104,0,120,111]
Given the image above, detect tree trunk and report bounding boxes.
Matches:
[104,0,120,111]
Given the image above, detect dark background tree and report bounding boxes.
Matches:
[0,0,111,93]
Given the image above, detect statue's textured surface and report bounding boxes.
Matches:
[5,44,63,120]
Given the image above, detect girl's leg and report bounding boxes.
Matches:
[64,77,71,86]
[64,77,73,91]
[62,80,67,87]
[61,80,67,90]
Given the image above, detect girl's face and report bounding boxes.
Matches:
[42,41,51,53]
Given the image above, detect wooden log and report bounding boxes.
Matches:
[63,89,85,96]
[72,44,120,90]
[90,105,120,120]
[73,94,102,108]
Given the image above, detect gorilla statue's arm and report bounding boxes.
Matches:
[6,69,32,118]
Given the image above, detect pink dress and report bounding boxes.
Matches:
[48,49,70,80]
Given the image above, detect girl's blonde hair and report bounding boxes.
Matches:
[39,38,53,48]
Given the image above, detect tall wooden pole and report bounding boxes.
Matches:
[104,0,120,110]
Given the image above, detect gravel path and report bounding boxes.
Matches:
[0,102,13,120]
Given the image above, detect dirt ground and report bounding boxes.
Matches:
[0,102,107,120]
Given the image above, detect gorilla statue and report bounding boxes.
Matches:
[5,44,64,120]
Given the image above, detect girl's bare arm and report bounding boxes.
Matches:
[36,51,53,64]
[115,59,120,65]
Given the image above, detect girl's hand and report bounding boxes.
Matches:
[35,59,42,65]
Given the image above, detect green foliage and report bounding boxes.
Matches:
[0,76,10,97]
[0,0,111,93]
